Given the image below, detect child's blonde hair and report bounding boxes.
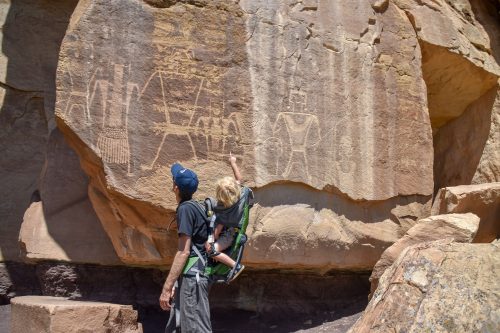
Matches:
[216,176,241,208]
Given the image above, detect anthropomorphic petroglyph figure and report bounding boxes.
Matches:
[195,100,241,158]
[141,71,203,171]
[272,91,321,181]
[96,64,132,166]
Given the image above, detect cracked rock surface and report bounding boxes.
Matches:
[349,239,500,333]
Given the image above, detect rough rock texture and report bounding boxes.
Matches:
[423,0,500,195]
[0,261,369,318]
[54,0,446,268]
[0,262,41,304]
[434,86,500,192]
[0,0,494,271]
[0,87,48,261]
[17,129,121,265]
[241,0,433,199]
[349,240,500,333]
[19,201,120,265]
[368,213,479,298]
[244,184,432,270]
[432,183,500,242]
[0,0,103,262]
[11,296,142,333]
[394,0,500,129]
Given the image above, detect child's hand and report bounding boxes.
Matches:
[229,152,237,164]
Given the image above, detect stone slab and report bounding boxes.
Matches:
[11,296,142,333]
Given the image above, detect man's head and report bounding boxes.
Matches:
[171,163,198,201]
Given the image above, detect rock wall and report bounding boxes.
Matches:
[0,0,76,261]
[0,0,118,265]
[427,0,500,190]
[0,0,499,274]
[395,0,500,129]
[0,261,369,317]
[434,87,500,192]
[53,0,458,269]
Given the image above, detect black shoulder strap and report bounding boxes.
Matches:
[181,200,208,220]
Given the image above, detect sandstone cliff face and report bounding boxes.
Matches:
[51,0,500,268]
[0,0,83,262]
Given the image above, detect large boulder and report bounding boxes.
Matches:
[432,183,500,242]
[17,129,120,265]
[55,0,440,269]
[394,0,500,129]
[434,86,500,192]
[368,213,479,297]
[11,296,142,333]
[0,0,79,261]
[51,0,500,269]
[349,240,500,333]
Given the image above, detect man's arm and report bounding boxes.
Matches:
[229,152,242,183]
[159,234,191,311]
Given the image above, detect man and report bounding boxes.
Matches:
[160,163,212,333]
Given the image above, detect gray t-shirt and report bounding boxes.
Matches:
[177,200,208,257]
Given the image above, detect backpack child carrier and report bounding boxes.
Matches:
[181,186,254,284]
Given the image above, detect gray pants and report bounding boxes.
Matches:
[165,275,212,333]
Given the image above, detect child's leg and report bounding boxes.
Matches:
[212,251,236,268]
[212,228,237,267]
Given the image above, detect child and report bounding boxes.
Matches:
[207,153,245,281]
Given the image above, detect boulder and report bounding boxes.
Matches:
[349,240,500,333]
[19,201,120,265]
[11,296,142,333]
[432,183,500,242]
[55,0,438,269]
[0,0,78,261]
[18,129,121,265]
[394,0,500,129]
[434,86,500,192]
[369,213,479,297]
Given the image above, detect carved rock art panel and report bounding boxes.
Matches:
[243,0,434,200]
[55,0,253,264]
[56,0,253,202]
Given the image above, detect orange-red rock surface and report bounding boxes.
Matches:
[50,0,499,268]
[0,0,498,273]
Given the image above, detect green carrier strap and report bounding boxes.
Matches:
[182,244,207,282]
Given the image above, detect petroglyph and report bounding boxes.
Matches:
[269,91,321,181]
[96,64,133,166]
[194,101,242,159]
[60,46,245,172]
[140,49,243,170]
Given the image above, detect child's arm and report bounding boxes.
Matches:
[214,224,224,240]
[229,152,242,183]
[206,224,224,253]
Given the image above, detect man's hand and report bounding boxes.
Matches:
[160,235,190,311]
[159,286,175,311]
